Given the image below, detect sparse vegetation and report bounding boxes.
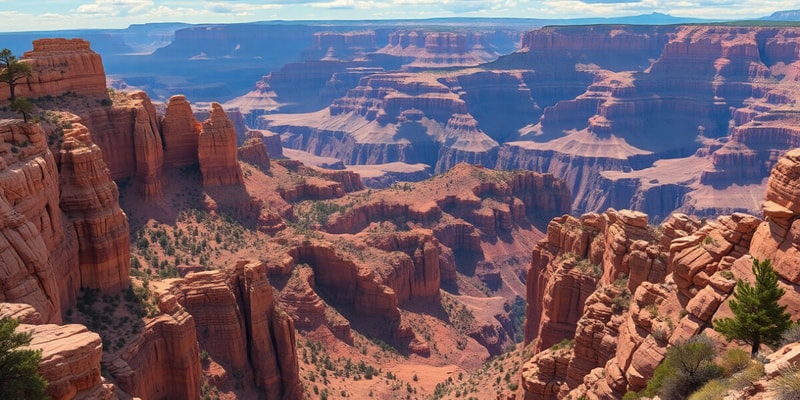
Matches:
[770,363,800,400]
[0,316,48,399]
[715,258,792,356]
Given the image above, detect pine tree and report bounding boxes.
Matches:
[0,48,32,102]
[714,258,792,357]
[0,316,48,399]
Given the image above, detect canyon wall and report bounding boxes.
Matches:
[521,147,800,399]
[264,25,800,221]
[169,260,302,399]
[0,38,108,102]
[0,118,129,323]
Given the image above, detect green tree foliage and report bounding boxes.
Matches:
[0,49,33,101]
[0,316,48,399]
[658,335,723,400]
[10,97,34,123]
[714,258,792,356]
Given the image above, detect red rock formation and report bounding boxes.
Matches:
[129,91,164,200]
[237,130,271,171]
[169,260,301,399]
[198,103,244,187]
[58,124,130,294]
[110,309,202,400]
[0,38,108,102]
[520,152,800,399]
[25,323,114,400]
[162,95,201,167]
[751,148,800,284]
[0,121,63,323]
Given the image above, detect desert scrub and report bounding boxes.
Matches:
[549,338,574,351]
[770,363,800,400]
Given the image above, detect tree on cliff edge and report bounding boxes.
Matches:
[714,258,792,357]
[0,316,48,399]
[0,48,32,102]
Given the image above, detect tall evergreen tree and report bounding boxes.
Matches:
[0,316,48,399]
[714,258,792,357]
[0,48,32,102]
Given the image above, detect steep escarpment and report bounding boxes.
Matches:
[198,102,244,187]
[261,25,800,221]
[0,38,108,102]
[0,118,129,323]
[169,261,301,399]
[497,26,800,219]
[162,95,201,167]
[58,124,130,295]
[520,148,800,399]
[376,30,504,68]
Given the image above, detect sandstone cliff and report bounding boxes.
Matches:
[162,94,201,167]
[263,25,800,221]
[169,260,301,399]
[198,103,244,187]
[0,38,108,102]
[521,148,800,399]
[0,118,129,323]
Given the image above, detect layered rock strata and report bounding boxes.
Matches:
[169,260,301,399]
[198,103,244,186]
[0,38,108,102]
[162,95,202,167]
[0,119,129,323]
[521,148,800,399]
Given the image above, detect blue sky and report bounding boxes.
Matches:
[0,0,797,32]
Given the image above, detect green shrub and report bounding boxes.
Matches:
[729,361,764,391]
[781,324,800,346]
[648,335,723,400]
[770,363,800,400]
[720,348,751,377]
[688,379,728,400]
[621,392,640,400]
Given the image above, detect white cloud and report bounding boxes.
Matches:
[75,0,155,16]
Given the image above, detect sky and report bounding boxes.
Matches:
[0,0,798,32]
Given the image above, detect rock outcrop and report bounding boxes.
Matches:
[237,130,271,171]
[520,147,800,399]
[109,309,202,400]
[198,103,244,187]
[162,95,201,167]
[169,260,301,399]
[58,124,130,294]
[0,121,64,323]
[0,118,128,323]
[0,38,108,102]
[25,323,114,400]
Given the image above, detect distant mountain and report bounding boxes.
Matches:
[762,9,800,21]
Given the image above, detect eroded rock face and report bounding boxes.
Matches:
[0,119,127,322]
[162,95,202,167]
[110,309,201,400]
[169,260,301,399]
[237,131,271,171]
[751,148,800,284]
[521,148,800,399]
[0,38,108,102]
[0,121,63,323]
[25,323,114,400]
[59,124,130,295]
[198,103,244,187]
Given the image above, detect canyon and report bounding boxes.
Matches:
[3,19,800,400]
[256,24,800,222]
